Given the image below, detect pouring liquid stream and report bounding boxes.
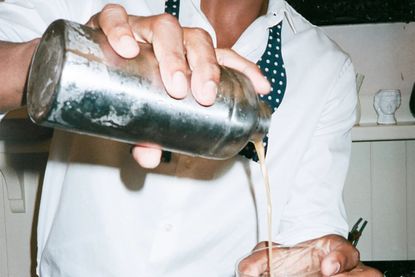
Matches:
[253,139,273,276]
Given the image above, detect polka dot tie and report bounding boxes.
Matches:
[163,1,287,163]
[165,0,180,17]
[239,22,286,162]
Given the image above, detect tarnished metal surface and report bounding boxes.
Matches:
[27,20,271,159]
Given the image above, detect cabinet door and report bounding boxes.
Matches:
[344,142,372,259]
[407,141,415,259]
[0,172,9,277]
[345,141,415,261]
[0,153,47,277]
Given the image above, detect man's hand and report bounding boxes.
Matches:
[333,263,382,277]
[238,235,382,276]
[86,4,271,168]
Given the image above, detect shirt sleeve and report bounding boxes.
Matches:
[275,59,357,245]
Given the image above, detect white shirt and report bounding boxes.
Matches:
[0,1,357,276]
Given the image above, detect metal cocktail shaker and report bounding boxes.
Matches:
[27,20,271,159]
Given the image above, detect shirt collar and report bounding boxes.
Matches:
[187,0,296,34]
[179,0,296,61]
[267,0,297,34]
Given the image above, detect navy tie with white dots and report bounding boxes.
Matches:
[164,0,180,18]
[164,0,287,162]
[239,22,286,161]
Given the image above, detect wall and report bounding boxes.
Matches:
[323,22,415,125]
[323,23,415,260]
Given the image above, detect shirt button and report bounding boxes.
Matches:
[164,224,173,232]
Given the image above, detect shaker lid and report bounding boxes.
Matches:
[27,20,66,124]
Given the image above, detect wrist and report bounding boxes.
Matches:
[0,38,39,113]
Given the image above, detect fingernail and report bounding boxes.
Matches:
[259,78,271,94]
[132,148,162,169]
[171,71,188,98]
[140,155,161,169]
[331,262,341,275]
[199,80,217,105]
[117,35,139,58]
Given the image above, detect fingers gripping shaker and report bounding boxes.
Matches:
[27,20,271,159]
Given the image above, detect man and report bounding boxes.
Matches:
[0,0,381,276]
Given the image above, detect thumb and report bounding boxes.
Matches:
[131,145,162,169]
[320,240,360,276]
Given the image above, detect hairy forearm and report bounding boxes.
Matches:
[0,39,39,113]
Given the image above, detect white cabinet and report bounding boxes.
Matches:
[344,140,415,261]
[0,152,48,277]
[0,169,8,277]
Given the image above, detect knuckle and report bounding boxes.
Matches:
[215,48,231,60]
[86,15,97,28]
[153,13,180,29]
[351,247,360,263]
[237,260,257,276]
[164,48,184,61]
[344,246,360,269]
[158,51,186,69]
[206,63,221,77]
[220,48,236,56]
[102,3,125,14]
[109,25,129,36]
[190,57,219,77]
[214,48,226,64]
[253,241,268,251]
[323,234,348,246]
[189,27,211,41]
[373,269,383,277]
[326,234,341,241]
